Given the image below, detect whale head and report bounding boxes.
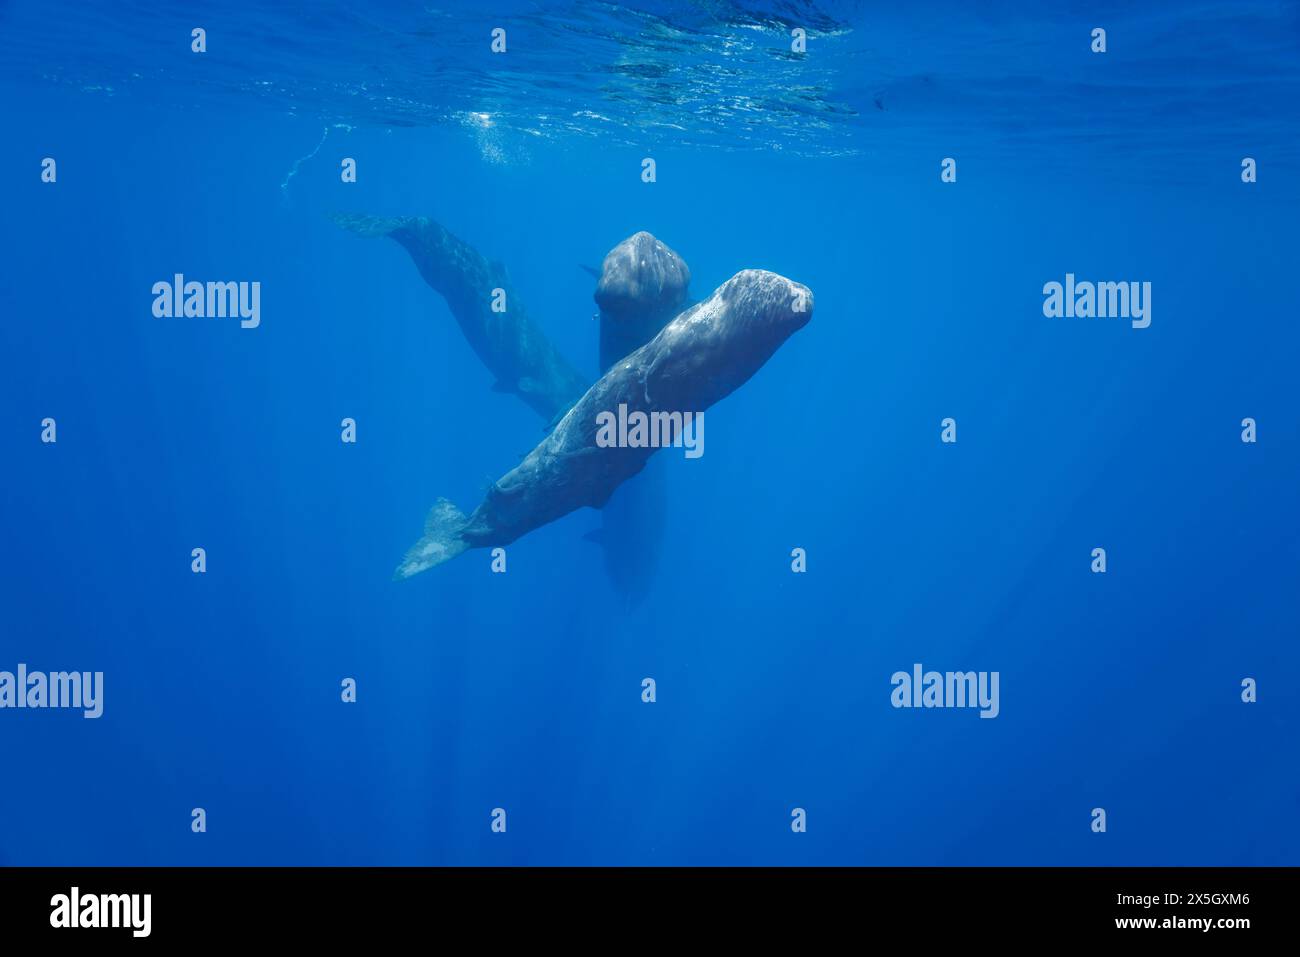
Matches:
[594,231,691,319]
[716,269,814,343]
[594,232,692,371]
[636,268,813,413]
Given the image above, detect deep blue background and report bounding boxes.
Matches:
[1,2,1298,864]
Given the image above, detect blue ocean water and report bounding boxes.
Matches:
[1,1,1298,865]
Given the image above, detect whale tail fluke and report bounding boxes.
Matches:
[395,498,471,580]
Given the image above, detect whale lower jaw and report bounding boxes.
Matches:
[394,498,471,579]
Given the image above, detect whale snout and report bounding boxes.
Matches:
[776,277,814,332]
[720,269,814,339]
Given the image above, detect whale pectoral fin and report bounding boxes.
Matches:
[394,498,471,580]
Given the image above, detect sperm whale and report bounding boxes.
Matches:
[395,269,813,577]
[589,231,692,602]
[330,212,589,421]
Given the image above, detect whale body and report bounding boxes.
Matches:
[589,231,692,603]
[396,269,813,577]
[330,212,588,422]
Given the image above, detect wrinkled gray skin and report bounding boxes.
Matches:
[397,270,813,577]
[331,213,588,422]
[591,232,691,603]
